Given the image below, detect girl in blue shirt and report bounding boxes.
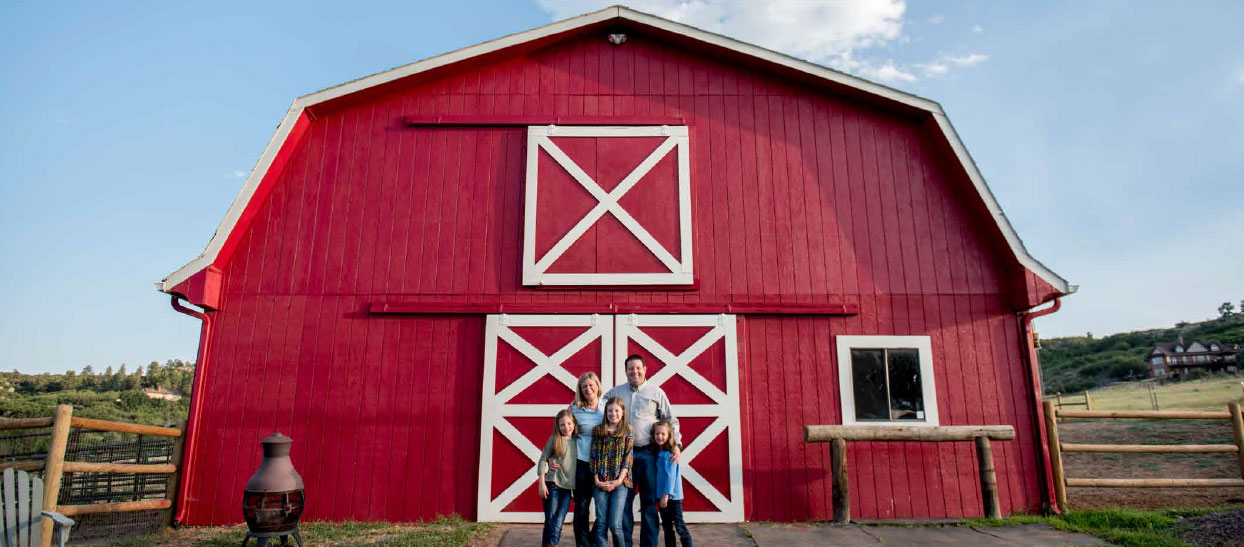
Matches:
[653,421,693,546]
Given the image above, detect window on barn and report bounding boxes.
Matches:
[836,335,939,426]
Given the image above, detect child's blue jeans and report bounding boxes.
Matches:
[541,482,572,545]
[594,483,630,546]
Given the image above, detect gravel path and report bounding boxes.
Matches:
[1184,508,1244,547]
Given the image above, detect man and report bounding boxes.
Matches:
[604,354,681,547]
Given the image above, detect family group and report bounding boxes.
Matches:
[535,354,694,547]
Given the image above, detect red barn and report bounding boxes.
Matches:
[159,6,1073,525]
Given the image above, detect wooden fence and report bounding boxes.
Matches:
[1044,391,1093,411]
[1043,401,1244,513]
[804,424,1015,522]
[0,405,184,547]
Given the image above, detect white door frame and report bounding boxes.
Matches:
[477,314,614,522]
[615,313,745,522]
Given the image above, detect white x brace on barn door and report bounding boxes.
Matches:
[522,125,693,286]
[478,314,615,522]
[478,314,743,522]
[615,314,744,522]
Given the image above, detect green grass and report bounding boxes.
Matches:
[109,516,490,547]
[967,507,1237,547]
[1088,374,1244,411]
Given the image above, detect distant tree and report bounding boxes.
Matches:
[1086,332,1094,340]
[81,365,94,376]
[1176,321,1190,328]
[1219,302,1236,318]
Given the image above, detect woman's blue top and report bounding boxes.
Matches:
[569,401,604,462]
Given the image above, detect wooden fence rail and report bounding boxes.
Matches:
[1044,401,1244,513]
[0,405,183,547]
[804,424,1015,522]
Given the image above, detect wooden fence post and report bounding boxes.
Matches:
[975,436,1001,519]
[1229,403,1244,484]
[41,404,72,547]
[164,419,188,528]
[1043,400,1067,513]
[830,438,849,523]
[1083,391,1093,411]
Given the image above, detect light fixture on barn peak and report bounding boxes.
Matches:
[608,33,628,45]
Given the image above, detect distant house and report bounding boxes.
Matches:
[142,386,183,401]
[1147,339,1239,379]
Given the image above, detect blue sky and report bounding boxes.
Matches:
[2,1,1242,374]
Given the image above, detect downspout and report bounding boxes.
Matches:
[1018,298,1061,514]
[169,294,213,527]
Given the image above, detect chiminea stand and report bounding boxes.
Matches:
[242,529,303,547]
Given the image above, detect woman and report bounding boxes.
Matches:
[554,372,605,546]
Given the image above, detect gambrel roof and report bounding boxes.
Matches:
[158,5,1073,299]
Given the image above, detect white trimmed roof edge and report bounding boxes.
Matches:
[159,5,1073,297]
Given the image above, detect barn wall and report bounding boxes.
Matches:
[183,30,1045,524]
[223,31,1014,302]
[180,285,485,524]
[737,297,1041,521]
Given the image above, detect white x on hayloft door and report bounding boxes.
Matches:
[522,125,693,286]
[477,313,743,523]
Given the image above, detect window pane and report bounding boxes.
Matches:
[887,349,924,421]
[851,349,889,420]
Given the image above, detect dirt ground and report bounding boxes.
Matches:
[1059,418,1244,510]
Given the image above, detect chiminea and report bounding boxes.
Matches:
[241,432,304,547]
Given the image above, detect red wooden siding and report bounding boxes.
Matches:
[178,28,1051,524]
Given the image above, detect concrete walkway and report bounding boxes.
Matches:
[496,522,1105,546]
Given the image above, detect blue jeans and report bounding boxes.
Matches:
[594,483,629,546]
[624,447,660,547]
[659,500,693,547]
[541,482,572,545]
[573,461,598,546]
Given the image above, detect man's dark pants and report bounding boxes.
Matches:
[572,462,597,546]
[623,446,660,547]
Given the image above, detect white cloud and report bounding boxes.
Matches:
[1238,69,1244,84]
[227,170,246,179]
[927,14,944,24]
[538,0,907,80]
[52,109,69,125]
[916,53,988,77]
[915,62,949,77]
[945,53,988,66]
[971,23,984,34]
[863,61,916,83]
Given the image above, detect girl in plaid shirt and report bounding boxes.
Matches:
[591,396,633,546]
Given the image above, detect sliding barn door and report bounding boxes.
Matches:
[615,314,744,522]
[477,314,614,522]
[478,313,743,522]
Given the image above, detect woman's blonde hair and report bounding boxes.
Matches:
[573,372,603,409]
[593,396,631,439]
[551,409,579,459]
[651,420,676,452]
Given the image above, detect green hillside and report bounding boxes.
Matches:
[0,359,193,425]
[1038,313,1244,394]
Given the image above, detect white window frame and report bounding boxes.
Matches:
[836,335,939,427]
[522,125,693,286]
